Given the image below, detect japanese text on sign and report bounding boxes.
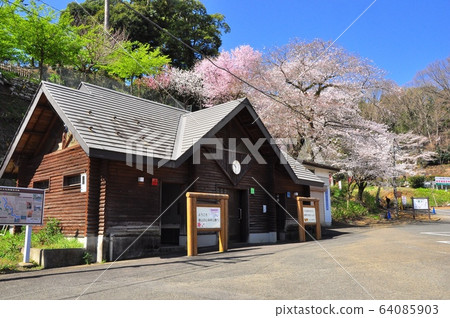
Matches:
[197,206,220,229]
[303,207,316,223]
[0,186,45,225]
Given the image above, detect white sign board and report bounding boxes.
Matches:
[303,207,316,224]
[435,177,450,186]
[412,198,429,210]
[0,186,45,225]
[197,206,220,229]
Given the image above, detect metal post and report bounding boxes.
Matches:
[104,0,110,31]
[23,225,32,263]
[392,139,399,218]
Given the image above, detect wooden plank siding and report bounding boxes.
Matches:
[102,160,190,235]
[18,144,89,236]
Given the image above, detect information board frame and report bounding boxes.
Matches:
[186,192,229,256]
[411,197,430,220]
[412,197,429,210]
[296,197,321,242]
[0,186,45,226]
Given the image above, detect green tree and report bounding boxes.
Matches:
[12,0,80,79]
[102,41,170,88]
[74,23,127,74]
[0,0,18,60]
[65,0,230,68]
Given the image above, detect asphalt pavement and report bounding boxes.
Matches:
[1,216,449,300]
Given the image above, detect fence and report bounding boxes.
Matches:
[0,63,36,79]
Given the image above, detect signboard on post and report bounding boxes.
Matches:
[186,192,228,256]
[296,197,321,242]
[0,186,45,264]
[412,197,429,210]
[0,186,45,225]
[412,197,430,220]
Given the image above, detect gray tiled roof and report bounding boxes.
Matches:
[281,151,324,185]
[173,98,246,159]
[43,82,186,159]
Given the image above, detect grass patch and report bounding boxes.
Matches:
[366,187,450,207]
[0,218,83,272]
[331,185,374,222]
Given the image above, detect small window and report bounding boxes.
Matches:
[33,179,49,190]
[63,174,81,187]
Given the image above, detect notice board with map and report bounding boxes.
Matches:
[0,186,45,225]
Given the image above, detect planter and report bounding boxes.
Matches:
[28,248,86,269]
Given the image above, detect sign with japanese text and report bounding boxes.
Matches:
[197,206,221,229]
[303,207,316,223]
[435,177,450,186]
[0,186,45,225]
[412,197,429,210]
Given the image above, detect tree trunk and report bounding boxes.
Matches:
[357,181,367,202]
[39,60,43,80]
[375,186,381,207]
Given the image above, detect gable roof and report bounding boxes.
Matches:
[0,82,323,187]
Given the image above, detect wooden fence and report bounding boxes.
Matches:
[0,63,36,78]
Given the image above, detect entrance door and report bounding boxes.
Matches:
[227,189,249,243]
[161,183,182,245]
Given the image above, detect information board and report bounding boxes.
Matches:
[196,206,220,229]
[412,197,429,210]
[303,207,316,223]
[435,177,450,186]
[0,186,45,225]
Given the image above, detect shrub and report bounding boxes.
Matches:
[331,199,368,222]
[362,191,380,213]
[408,175,425,188]
[0,232,24,261]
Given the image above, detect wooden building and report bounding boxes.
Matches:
[0,82,324,262]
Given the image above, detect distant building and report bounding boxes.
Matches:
[0,82,324,261]
[302,161,340,227]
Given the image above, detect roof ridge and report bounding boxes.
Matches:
[80,82,189,113]
[43,81,90,94]
[181,97,247,118]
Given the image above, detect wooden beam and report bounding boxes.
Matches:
[33,113,58,156]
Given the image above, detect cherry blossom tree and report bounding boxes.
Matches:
[193,45,262,106]
[140,45,262,109]
[247,39,388,161]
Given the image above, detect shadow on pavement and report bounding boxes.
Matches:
[0,249,273,283]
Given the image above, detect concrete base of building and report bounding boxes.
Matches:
[248,232,277,244]
[179,234,218,247]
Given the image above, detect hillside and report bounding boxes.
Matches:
[0,72,37,164]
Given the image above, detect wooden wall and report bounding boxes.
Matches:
[18,145,89,236]
[102,160,190,235]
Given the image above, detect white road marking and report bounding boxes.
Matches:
[420,232,450,237]
[437,241,450,244]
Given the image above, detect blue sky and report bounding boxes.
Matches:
[41,0,450,85]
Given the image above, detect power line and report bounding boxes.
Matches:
[34,0,187,110]
[116,0,296,114]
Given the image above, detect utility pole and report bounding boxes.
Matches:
[104,0,110,31]
[392,138,399,218]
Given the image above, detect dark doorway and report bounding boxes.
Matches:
[227,189,249,243]
[161,183,182,245]
[276,194,287,241]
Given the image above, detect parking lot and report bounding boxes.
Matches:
[1,216,449,300]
